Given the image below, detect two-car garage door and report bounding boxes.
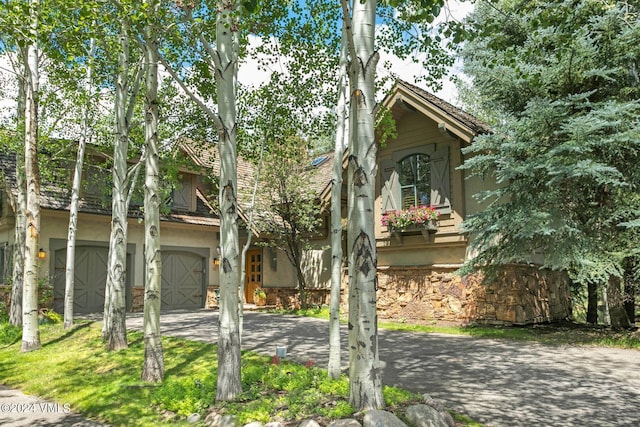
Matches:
[53,241,206,314]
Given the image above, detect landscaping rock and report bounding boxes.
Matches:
[187,413,201,423]
[422,396,446,413]
[299,420,321,427]
[205,413,241,427]
[363,409,408,427]
[244,422,264,427]
[440,411,455,427]
[264,422,284,427]
[327,419,362,427]
[204,412,221,426]
[405,404,448,427]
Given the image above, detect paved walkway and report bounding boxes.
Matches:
[125,310,640,427]
[0,385,107,427]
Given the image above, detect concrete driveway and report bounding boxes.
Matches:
[126,310,640,427]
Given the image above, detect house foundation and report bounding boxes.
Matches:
[340,265,572,325]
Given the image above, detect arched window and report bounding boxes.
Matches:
[399,154,430,209]
[381,147,450,214]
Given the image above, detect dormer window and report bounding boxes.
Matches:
[399,154,431,209]
[171,174,195,211]
[381,146,451,215]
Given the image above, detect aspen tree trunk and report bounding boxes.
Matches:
[9,68,27,327]
[64,37,96,330]
[141,8,164,381]
[328,24,349,380]
[342,0,384,410]
[10,166,26,327]
[21,0,41,352]
[215,0,242,401]
[105,20,131,351]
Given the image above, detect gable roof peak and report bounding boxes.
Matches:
[387,79,491,142]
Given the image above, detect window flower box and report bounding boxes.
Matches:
[382,206,439,243]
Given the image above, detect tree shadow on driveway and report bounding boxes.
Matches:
[127,310,640,427]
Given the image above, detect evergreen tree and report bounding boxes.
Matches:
[459,0,640,326]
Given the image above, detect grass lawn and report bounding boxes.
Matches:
[0,321,476,426]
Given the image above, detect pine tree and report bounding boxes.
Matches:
[460,0,640,327]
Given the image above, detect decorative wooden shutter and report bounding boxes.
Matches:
[430,147,451,213]
[381,159,399,212]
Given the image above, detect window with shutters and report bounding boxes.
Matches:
[172,175,193,211]
[381,146,451,215]
[399,154,431,209]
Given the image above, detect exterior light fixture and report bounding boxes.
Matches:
[38,248,46,259]
[213,257,220,266]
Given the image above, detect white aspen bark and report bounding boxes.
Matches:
[64,38,96,330]
[21,0,41,352]
[328,26,349,380]
[215,0,242,401]
[9,67,27,327]
[344,0,384,410]
[106,20,131,351]
[141,9,164,381]
[9,169,26,327]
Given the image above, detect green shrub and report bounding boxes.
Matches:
[151,375,217,416]
[0,322,22,345]
[38,309,62,324]
[383,385,421,406]
[0,301,9,324]
[318,400,354,419]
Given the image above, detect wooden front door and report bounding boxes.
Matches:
[244,249,262,303]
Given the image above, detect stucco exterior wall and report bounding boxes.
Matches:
[376,109,468,267]
[39,210,219,290]
[261,246,296,289]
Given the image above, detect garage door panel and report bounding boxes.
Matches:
[54,245,110,314]
[161,251,204,310]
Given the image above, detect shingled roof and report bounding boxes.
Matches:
[0,150,219,227]
[386,80,492,143]
[177,141,338,234]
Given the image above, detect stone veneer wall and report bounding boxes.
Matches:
[343,265,572,325]
[463,265,572,325]
[372,266,467,323]
[131,286,144,312]
[0,285,11,308]
[130,265,571,326]
[0,284,54,312]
